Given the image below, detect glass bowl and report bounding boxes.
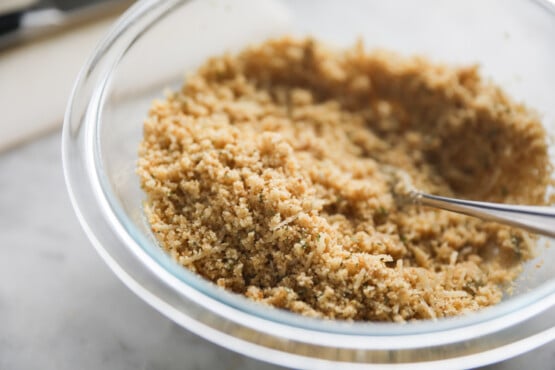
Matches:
[62,0,555,368]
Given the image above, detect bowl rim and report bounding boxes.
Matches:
[62,0,555,366]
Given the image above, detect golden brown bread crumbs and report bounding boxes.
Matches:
[138,37,552,322]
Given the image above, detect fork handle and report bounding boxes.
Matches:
[414,192,555,238]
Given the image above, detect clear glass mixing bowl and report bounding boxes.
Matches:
[62,0,555,368]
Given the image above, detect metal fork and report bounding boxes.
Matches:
[385,165,555,238]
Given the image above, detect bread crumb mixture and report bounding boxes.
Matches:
[138,38,551,321]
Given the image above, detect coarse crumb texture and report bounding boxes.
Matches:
[138,37,552,322]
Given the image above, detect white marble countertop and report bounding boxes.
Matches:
[0,132,553,369]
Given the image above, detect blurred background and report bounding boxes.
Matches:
[0,1,553,369]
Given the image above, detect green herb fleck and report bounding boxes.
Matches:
[488,127,501,139]
[511,235,522,258]
[462,280,483,296]
[374,206,389,224]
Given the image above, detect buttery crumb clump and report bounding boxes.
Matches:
[138,37,551,321]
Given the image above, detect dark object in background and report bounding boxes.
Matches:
[0,0,132,49]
